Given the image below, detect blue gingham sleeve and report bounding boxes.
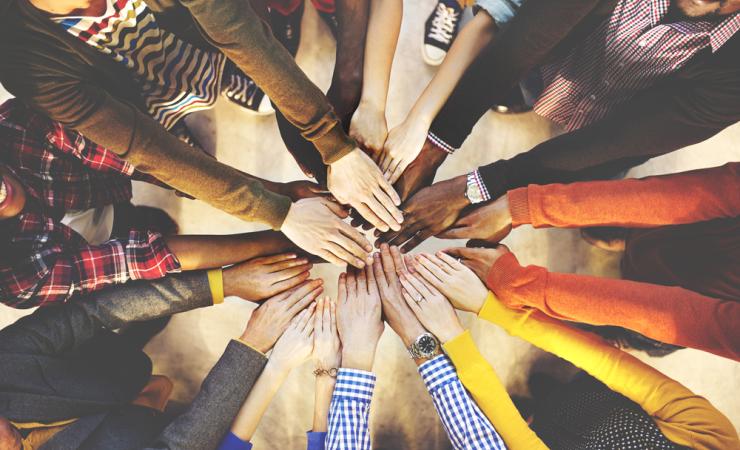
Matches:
[419,355,507,450]
[326,369,376,450]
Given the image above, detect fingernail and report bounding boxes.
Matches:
[289,254,297,258]
[365,245,373,252]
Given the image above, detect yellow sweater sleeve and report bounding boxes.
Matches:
[443,330,549,450]
[477,291,739,450]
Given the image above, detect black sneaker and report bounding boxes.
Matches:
[269,1,305,57]
[423,0,463,66]
[222,71,274,115]
[317,10,338,39]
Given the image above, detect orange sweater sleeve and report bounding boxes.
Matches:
[486,252,740,362]
[507,163,740,228]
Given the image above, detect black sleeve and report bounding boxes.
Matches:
[477,37,740,200]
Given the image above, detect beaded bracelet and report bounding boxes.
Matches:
[313,367,339,378]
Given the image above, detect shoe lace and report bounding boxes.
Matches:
[428,3,459,44]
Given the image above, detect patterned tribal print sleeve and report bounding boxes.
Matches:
[419,355,507,450]
[326,369,376,450]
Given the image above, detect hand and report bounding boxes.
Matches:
[349,104,388,162]
[281,197,372,268]
[313,297,341,371]
[443,243,511,284]
[372,244,426,347]
[223,253,313,301]
[269,303,316,371]
[327,149,403,232]
[379,118,428,184]
[278,180,331,202]
[406,252,488,314]
[438,196,512,243]
[393,137,448,202]
[378,175,469,251]
[240,280,324,353]
[336,267,384,371]
[399,272,464,344]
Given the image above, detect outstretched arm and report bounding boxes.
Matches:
[348,0,402,156]
[217,306,316,449]
[381,12,498,183]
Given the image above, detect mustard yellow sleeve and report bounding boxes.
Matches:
[478,292,739,450]
[443,330,549,450]
[207,268,224,305]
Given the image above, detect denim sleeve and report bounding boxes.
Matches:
[216,431,253,450]
[307,431,327,450]
[474,0,525,29]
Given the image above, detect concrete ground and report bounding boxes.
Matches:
[1,1,738,448]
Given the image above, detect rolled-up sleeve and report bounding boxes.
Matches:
[474,0,524,29]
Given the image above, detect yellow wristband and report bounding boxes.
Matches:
[207,268,224,304]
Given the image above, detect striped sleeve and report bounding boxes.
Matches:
[326,369,376,450]
[419,355,507,450]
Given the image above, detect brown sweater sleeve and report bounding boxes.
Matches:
[178,0,355,164]
[486,252,740,362]
[507,163,740,228]
[22,78,292,229]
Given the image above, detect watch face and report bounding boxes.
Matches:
[416,334,438,356]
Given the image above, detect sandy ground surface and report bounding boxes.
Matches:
[1,1,739,448]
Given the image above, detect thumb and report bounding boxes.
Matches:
[322,198,350,219]
[467,239,501,249]
[437,226,471,240]
[442,247,476,260]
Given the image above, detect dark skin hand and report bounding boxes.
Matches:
[377,174,469,251]
[326,0,370,127]
[394,138,448,202]
[443,241,510,282]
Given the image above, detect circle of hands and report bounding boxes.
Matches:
[236,243,512,375]
[250,109,523,371]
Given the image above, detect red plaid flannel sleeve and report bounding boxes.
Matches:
[1,230,181,309]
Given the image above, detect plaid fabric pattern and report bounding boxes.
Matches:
[533,0,739,131]
[419,355,506,450]
[326,369,376,450]
[0,100,180,309]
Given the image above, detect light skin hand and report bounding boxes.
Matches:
[327,149,403,232]
[313,296,341,371]
[350,103,388,163]
[240,280,324,353]
[336,267,384,371]
[407,252,488,314]
[281,197,372,269]
[269,305,317,371]
[312,296,340,433]
[438,195,512,242]
[399,272,464,344]
[443,243,511,285]
[223,253,313,301]
[372,244,426,348]
[379,174,469,251]
[381,118,428,184]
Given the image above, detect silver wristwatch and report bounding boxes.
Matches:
[407,332,441,359]
[465,171,485,204]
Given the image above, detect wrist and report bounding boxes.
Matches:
[239,330,271,354]
[358,97,386,116]
[396,319,427,348]
[435,322,466,344]
[341,347,376,372]
[450,175,471,208]
[264,358,293,377]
